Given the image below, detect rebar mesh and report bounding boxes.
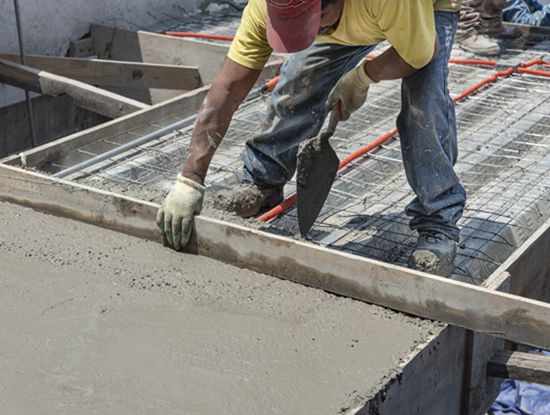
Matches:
[65,41,550,285]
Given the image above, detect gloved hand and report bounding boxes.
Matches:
[326,59,377,121]
[156,174,205,251]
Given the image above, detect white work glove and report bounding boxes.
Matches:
[156,174,205,251]
[326,59,377,121]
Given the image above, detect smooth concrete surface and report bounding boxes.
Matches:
[0,202,437,415]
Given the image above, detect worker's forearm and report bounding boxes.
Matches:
[364,38,440,82]
[181,89,238,185]
[181,59,261,185]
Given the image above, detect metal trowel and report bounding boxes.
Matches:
[296,108,341,237]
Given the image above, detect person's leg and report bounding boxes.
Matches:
[503,0,550,26]
[481,0,523,37]
[398,11,466,276]
[214,42,375,217]
[456,0,502,55]
[242,42,375,189]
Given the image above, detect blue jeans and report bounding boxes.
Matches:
[243,11,466,241]
[503,0,550,26]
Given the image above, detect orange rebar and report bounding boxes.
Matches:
[263,76,280,92]
[517,67,550,77]
[448,58,497,67]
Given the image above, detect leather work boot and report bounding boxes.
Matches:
[408,231,458,278]
[213,183,284,218]
[455,30,501,56]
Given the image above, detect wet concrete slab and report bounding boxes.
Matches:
[0,202,438,415]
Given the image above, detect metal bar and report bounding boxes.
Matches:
[53,114,197,178]
[53,85,267,179]
[13,0,37,148]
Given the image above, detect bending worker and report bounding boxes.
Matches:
[157,0,466,277]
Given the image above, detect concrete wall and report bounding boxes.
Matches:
[0,0,203,107]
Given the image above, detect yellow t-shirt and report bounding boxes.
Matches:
[228,0,460,71]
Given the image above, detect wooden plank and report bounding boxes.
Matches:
[1,86,210,170]
[0,54,202,91]
[68,37,95,58]
[488,350,550,385]
[0,58,282,170]
[91,24,230,83]
[488,217,550,302]
[0,58,149,119]
[90,24,285,84]
[1,163,550,350]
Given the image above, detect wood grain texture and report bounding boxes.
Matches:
[488,350,550,385]
[0,58,149,118]
[0,54,202,91]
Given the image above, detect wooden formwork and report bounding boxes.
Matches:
[1,25,550,415]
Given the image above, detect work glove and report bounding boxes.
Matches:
[156,174,205,251]
[326,59,377,121]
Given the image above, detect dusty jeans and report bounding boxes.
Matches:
[503,0,550,26]
[243,11,466,241]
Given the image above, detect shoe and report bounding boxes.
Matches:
[456,31,501,56]
[482,21,522,39]
[213,183,284,218]
[408,230,457,277]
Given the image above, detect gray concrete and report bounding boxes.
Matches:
[0,0,202,107]
[0,201,438,415]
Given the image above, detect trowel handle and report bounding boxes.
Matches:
[322,105,341,143]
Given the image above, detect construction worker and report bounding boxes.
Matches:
[157,0,466,277]
[456,0,522,56]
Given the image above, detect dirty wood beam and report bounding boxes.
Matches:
[488,350,550,385]
[0,60,281,170]
[90,24,229,84]
[0,58,149,119]
[68,37,95,58]
[0,54,202,91]
[487,216,550,303]
[1,163,550,350]
[90,24,285,84]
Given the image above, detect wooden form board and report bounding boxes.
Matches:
[0,58,149,119]
[91,24,231,84]
[90,24,284,84]
[0,54,202,91]
[1,86,210,170]
[0,60,281,171]
[488,350,550,385]
[1,163,549,351]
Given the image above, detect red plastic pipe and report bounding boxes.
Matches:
[517,67,550,77]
